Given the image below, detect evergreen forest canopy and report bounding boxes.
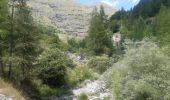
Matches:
[0,0,170,100]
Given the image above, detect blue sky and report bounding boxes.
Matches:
[75,0,140,10]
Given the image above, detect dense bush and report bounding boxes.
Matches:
[67,38,86,53]
[67,65,98,86]
[77,93,88,100]
[36,48,74,87]
[87,56,113,74]
[107,39,170,100]
[153,6,170,47]
[106,67,121,100]
[67,38,80,53]
[38,84,66,97]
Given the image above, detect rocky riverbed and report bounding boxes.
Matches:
[72,79,113,100]
[52,75,113,100]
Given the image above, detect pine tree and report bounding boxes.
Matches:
[99,5,107,25]
[132,17,145,40]
[14,0,39,79]
[8,0,15,78]
[86,6,113,55]
[154,6,170,46]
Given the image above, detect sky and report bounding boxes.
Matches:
[75,0,140,10]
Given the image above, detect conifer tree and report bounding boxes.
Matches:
[154,6,170,46]
[86,6,113,55]
[14,0,39,79]
[8,0,16,78]
[132,17,145,40]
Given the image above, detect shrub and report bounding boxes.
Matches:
[38,85,58,97]
[77,93,88,100]
[106,67,121,100]
[67,66,98,86]
[122,79,161,100]
[67,38,87,54]
[36,48,74,87]
[67,38,79,53]
[38,84,66,97]
[107,39,170,99]
[87,56,113,74]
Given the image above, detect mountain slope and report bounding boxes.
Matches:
[28,0,116,37]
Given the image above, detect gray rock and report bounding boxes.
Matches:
[0,94,13,100]
[72,79,113,100]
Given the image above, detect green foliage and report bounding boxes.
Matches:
[40,33,60,49]
[86,6,113,56]
[36,48,74,87]
[66,37,87,54]
[67,66,98,86]
[107,67,121,100]
[87,56,113,74]
[133,0,170,18]
[153,6,170,47]
[67,38,80,53]
[14,0,40,79]
[68,38,78,48]
[107,39,170,100]
[122,79,161,100]
[132,17,145,40]
[0,0,8,27]
[109,20,120,33]
[38,84,66,97]
[110,8,126,20]
[77,93,88,100]
[0,0,9,76]
[109,0,170,43]
[117,15,152,41]
[0,0,169,99]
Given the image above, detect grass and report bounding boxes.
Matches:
[0,79,25,100]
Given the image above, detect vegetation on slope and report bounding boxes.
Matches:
[107,39,170,100]
[0,0,170,99]
[106,0,170,99]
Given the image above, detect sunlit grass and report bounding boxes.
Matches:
[0,79,25,100]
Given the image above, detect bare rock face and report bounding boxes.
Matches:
[0,94,12,100]
[28,0,116,38]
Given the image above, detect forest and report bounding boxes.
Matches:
[0,0,170,100]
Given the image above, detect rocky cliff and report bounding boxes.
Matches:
[28,0,117,37]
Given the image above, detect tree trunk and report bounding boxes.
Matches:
[22,62,25,78]
[8,0,15,78]
[0,45,4,76]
